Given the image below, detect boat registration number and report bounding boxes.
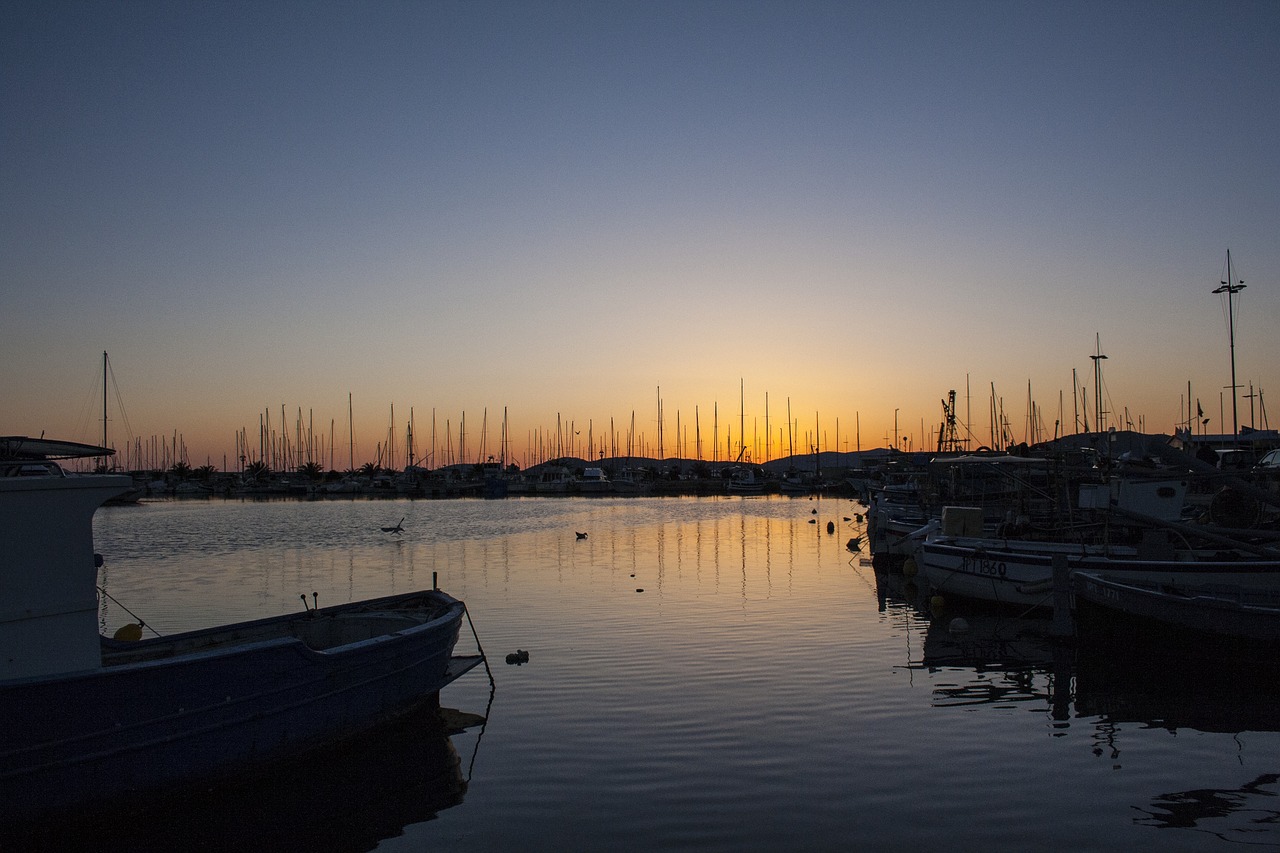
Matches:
[961,555,1007,577]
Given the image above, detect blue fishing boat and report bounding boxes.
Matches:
[0,436,485,821]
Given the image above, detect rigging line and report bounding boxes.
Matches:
[73,361,103,444]
[108,359,136,445]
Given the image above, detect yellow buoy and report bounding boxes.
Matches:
[113,622,143,642]
[929,595,946,618]
[902,557,918,578]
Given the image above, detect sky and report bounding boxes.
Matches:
[3,1,1278,470]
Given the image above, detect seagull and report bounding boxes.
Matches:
[381,517,405,534]
[575,531,588,539]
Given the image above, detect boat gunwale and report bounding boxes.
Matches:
[95,588,464,670]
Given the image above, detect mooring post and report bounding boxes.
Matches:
[433,571,438,591]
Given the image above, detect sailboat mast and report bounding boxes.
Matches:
[787,397,793,458]
[1213,249,1246,437]
[764,392,769,463]
[408,408,416,468]
[1072,370,1080,434]
[95,350,112,471]
[1090,334,1107,433]
[657,387,662,461]
[101,351,108,451]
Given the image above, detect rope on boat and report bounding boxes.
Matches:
[462,668,496,784]
[459,602,496,784]
[463,602,496,688]
[96,585,163,637]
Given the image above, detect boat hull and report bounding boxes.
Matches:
[920,538,1280,608]
[1074,572,1280,642]
[1,589,477,819]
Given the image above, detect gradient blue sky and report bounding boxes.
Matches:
[4,1,1277,468]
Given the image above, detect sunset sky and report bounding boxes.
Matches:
[4,1,1278,470]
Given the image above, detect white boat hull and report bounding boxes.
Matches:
[921,537,1280,608]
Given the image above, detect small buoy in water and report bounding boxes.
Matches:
[826,521,835,534]
[811,508,818,514]
[630,573,635,577]
[948,617,971,634]
[930,595,946,617]
[808,519,816,524]
[843,516,851,522]
[113,623,142,642]
[846,537,862,552]
[902,557,918,578]
[636,588,644,593]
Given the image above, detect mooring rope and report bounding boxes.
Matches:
[96,585,163,637]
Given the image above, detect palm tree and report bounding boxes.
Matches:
[359,461,379,478]
[169,461,192,481]
[193,464,217,481]
[297,461,323,481]
[244,460,270,483]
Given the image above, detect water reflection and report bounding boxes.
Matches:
[5,705,477,852]
[875,566,1280,736]
[877,559,1280,849]
[1136,773,1280,843]
[1074,622,1280,735]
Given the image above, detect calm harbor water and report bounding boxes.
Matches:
[35,496,1280,850]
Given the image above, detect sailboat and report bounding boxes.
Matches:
[96,352,145,503]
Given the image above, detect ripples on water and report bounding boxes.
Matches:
[63,496,1280,850]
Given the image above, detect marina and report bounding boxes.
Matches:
[6,5,1280,848]
[4,483,1278,850]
